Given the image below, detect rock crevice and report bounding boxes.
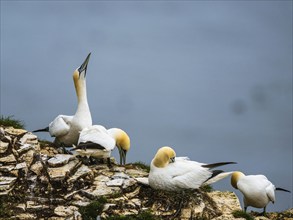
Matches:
[0,126,291,220]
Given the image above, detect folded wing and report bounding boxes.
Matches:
[49,115,73,137]
[168,159,212,189]
[78,125,116,151]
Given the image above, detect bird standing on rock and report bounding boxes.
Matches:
[231,171,291,215]
[33,53,92,149]
[148,146,236,191]
[72,125,130,166]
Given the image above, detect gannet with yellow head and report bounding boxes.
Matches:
[231,171,291,214]
[73,125,130,165]
[107,127,130,165]
[148,146,236,191]
[33,53,92,147]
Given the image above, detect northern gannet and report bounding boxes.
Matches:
[231,171,291,214]
[148,146,236,191]
[72,125,130,165]
[33,53,92,147]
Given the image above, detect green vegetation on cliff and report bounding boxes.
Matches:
[0,115,25,129]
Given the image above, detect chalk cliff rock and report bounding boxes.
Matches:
[0,126,292,220]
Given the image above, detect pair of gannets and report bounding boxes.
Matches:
[148,147,290,215]
[148,146,236,191]
[231,171,291,214]
[33,54,130,164]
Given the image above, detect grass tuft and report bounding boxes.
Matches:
[131,161,150,172]
[79,197,107,220]
[38,139,55,148]
[0,196,13,218]
[232,210,254,220]
[106,210,159,220]
[200,184,213,192]
[0,115,25,129]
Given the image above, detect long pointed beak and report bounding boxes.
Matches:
[123,150,127,165]
[118,147,127,165]
[78,53,91,76]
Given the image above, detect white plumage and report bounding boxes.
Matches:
[73,125,130,165]
[150,157,211,190]
[34,53,92,146]
[148,146,235,191]
[48,115,72,137]
[74,125,115,159]
[231,171,290,214]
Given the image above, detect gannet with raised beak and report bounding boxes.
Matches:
[72,125,130,165]
[148,146,236,191]
[33,53,92,147]
[231,171,291,215]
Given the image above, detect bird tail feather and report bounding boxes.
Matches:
[70,142,105,151]
[32,127,49,133]
[276,187,291,193]
[202,162,237,169]
[203,171,234,186]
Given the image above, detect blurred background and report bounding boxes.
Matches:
[1,1,292,212]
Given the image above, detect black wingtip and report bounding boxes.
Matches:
[202,162,237,169]
[276,187,291,193]
[32,127,49,133]
[73,142,106,151]
[204,170,224,182]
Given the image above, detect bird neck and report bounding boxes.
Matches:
[76,99,91,116]
[74,78,87,102]
[231,171,245,189]
[153,154,168,168]
[74,78,91,121]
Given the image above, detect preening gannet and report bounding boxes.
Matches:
[148,146,236,191]
[33,53,92,147]
[72,125,130,165]
[231,171,291,214]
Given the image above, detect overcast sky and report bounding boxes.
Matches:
[1,1,292,212]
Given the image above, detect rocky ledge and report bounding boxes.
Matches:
[0,126,292,220]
